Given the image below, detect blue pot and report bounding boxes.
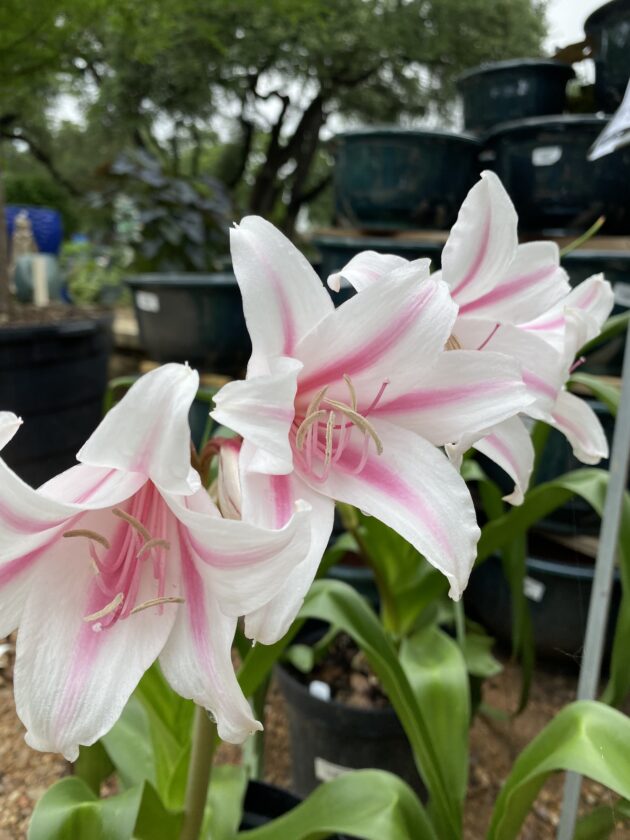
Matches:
[6,205,64,255]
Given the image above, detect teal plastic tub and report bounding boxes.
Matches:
[585,0,630,110]
[126,273,250,376]
[334,129,480,231]
[457,59,574,134]
[483,115,630,233]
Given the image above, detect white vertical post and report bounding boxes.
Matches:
[557,324,630,840]
[32,255,49,307]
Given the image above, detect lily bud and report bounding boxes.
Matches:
[217,438,243,520]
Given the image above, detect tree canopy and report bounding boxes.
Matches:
[1,0,548,235]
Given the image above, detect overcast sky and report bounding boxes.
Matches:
[545,0,604,50]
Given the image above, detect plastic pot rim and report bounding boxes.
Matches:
[125,272,237,289]
[457,58,574,85]
[334,126,480,145]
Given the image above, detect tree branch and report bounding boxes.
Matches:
[0,127,80,196]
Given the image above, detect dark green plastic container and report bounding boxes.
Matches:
[312,234,444,301]
[457,59,574,134]
[464,549,620,662]
[0,316,112,487]
[561,249,630,376]
[585,0,630,111]
[484,115,630,233]
[334,129,481,231]
[126,273,251,376]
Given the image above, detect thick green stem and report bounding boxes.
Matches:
[454,599,466,650]
[180,706,219,840]
[337,503,399,633]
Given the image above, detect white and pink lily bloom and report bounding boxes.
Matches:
[0,364,312,760]
[328,171,614,504]
[0,411,22,450]
[211,217,533,643]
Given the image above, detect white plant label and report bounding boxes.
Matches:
[523,576,545,603]
[314,756,352,783]
[532,146,562,167]
[136,291,160,313]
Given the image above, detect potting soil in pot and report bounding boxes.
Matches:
[276,632,425,798]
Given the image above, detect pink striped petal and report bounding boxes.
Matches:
[159,580,260,744]
[327,251,421,293]
[296,273,454,402]
[230,216,333,372]
[441,171,518,306]
[458,242,570,323]
[13,506,178,761]
[372,350,532,445]
[0,412,22,450]
[448,416,534,506]
[299,418,479,600]
[550,390,609,465]
[211,356,301,475]
[78,364,201,496]
[239,441,335,644]
[456,318,566,417]
[164,487,313,617]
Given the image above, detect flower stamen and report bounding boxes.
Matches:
[112,508,152,541]
[137,538,171,558]
[83,592,124,622]
[63,529,110,549]
[130,596,185,615]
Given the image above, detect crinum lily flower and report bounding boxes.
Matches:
[0,411,22,450]
[328,171,614,503]
[0,364,311,759]
[211,217,533,643]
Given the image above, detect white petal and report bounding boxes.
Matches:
[13,505,178,761]
[441,171,518,306]
[373,349,532,445]
[300,418,480,600]
[456,319,566,418]
[239,442,335,645]
[0,412,22,450]
[78,364,201,496]
[549,390,609,465]
[211,357,302,474]
[164,487,313,618]
[230,217,333,370]
[458,241,570,323]
[327,251,412,293]
[448,416,534,506]
[296,273,454,403]
[159,574,260,744]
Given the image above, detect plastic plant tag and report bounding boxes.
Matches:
[532,146,562,167]
[523,576,545,602]
[314,756,352,783]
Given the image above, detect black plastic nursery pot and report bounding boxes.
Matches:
[483,115,630,234]
[561,249,630,377]
[0,316,112,487]
[240,780,350,837]
[312,233,444,298]
[457,59,574,135]
[334,129,481,231]
[126,273,251,376]
[464,547,621,662]
[585,0,630,111]
[239,780,301,829]
[276,660,425,800]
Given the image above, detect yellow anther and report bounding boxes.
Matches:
[130,596,185,615]
[324,410,336,467]
[83,592,124,622]
[343,375,357,411]
[323,399,384,455]
[63,529,110,549]
[112,508,152,541]
[137,538,171,558]
[295,409,327,450]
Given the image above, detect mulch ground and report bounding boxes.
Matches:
[1,638,627,839]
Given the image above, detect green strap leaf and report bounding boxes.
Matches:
[236,769,437,840]
[488,701,630,840]
[400,626,470,803]
[300,579,460,840]
[28,777,143,840]
[570,373,620,416]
